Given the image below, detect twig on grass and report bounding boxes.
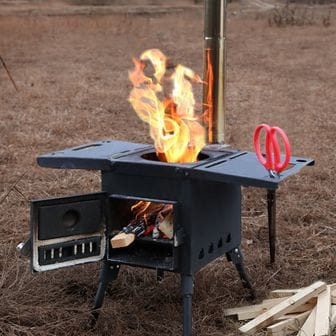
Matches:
[0,171,28,205]
[265,268,282,285]
[0,55,18,92]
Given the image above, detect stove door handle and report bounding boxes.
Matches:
[16,238,32,257]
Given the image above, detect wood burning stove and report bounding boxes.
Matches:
[18,140,313,335]
[16,1,315,334]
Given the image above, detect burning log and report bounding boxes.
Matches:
[110,202,173,249]
[158,211,173,239]
[111,216,153,249]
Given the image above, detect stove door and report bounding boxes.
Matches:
[30,192,107,272]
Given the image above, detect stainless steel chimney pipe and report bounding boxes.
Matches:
[203,0,227,144]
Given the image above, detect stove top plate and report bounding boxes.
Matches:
[37,140,314,189]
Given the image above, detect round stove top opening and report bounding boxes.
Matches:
[141,151,210,163]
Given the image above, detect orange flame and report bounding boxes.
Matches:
[131,201,151,219]
[128,49,206,163]
[205,48,214,144]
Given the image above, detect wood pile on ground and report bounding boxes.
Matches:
[224,281,336,335]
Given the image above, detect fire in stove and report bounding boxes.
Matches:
[128,48,205,163]
[110,49,205,250]
[110,200,173,249]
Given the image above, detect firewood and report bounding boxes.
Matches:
[239,281,327,335]
[111,232,135,248]
[110,215,153,249]
[329,284,336,290]
[224,298,286,317]
[330,305,336,330]
[158,211,173,239]
[331,284,336,304]
[237,300,315,321]
[315,285,331,336]
[266,310,310,335]
[277,312,311,320]
[225,282,336,335]
[225,297,315,321]
[262,297,290,305]
[296,307,316,336]
[110,203,175,248]
[270,288,300,298]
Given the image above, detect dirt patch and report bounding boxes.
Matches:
[0,2,335,336]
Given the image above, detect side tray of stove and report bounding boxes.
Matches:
[24,192,108,273]
[192,151,315,264]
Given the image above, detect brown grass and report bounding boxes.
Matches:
[0,2,335,335]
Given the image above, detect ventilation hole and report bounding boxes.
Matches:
[208,243,214,254]
[45,249,51,260]
[296,159,307,163]
[198,248,205,259]
[217,238,223,248]
[226,233,231,243]
[72,143,102,151]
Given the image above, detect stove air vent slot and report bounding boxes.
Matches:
[197,233,232,261]
[38,236,101,266]
[72,143,102,151]
[203,152,248,169]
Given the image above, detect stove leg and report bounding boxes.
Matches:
[227,247,255,299]
[181,274,194,336]
[267,189,276,264]
[90,262,120,327]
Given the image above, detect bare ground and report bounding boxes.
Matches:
[0,1,335,335]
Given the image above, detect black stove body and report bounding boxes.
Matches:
[23,140,313,335]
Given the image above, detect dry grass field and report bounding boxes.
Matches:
[0,1,335,335]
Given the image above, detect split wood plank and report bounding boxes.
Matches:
[277,312,311,321]
[266,310,311,336]
[237,301,315,321]
[262,297,290,305]
[331,285,336,304]
[270,289,300,298]
[331,305,336,330]
[297,307,316,336]
[315,285,331,336]
[224,298,287,317]
[239,281,326,335]
[270,284,334,299]
[278,307,314,321]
